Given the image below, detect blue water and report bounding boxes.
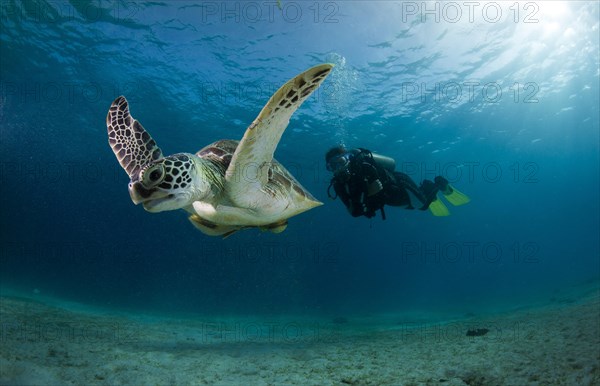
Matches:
[1,1,598,317]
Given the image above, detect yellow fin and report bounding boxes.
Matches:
[442,185,471,206]
[429,198,450,216]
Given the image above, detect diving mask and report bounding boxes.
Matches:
[326,153,352,174]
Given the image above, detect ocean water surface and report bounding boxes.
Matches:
[0,1,599,384]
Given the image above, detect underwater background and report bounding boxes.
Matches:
[1,0,599,322]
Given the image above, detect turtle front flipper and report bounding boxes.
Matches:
[225,63,334,207]
[106,96,163,180]
[188,214,244,238]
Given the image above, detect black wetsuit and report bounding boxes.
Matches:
[328,149,442,219]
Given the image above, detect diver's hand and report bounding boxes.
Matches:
[367,179,383,196]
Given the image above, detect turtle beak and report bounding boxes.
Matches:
[128,180,174,212]
[128,181,154,205]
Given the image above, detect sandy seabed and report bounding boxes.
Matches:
[0,289,598,386]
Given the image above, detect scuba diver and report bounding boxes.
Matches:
[325,145,470,219]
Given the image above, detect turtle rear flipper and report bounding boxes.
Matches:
[107,96,163,180]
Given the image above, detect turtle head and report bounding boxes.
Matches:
[129,153,206,212]
[107,96,213,213]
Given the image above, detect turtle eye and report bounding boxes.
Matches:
[143,164,165,187]
[149,169,162,181]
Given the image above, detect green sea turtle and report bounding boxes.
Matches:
[106,63,333,237]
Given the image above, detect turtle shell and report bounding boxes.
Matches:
[196,139,318,202]
[196,139,237,174]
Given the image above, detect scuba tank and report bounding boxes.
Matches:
[352,148,396,172]
[371,152,396,172]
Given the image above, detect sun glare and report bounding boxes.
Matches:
[537,1,572,37]
[540,1,569,19]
